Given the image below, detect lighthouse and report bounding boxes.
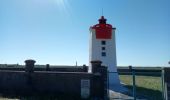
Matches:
[89,16,121,91]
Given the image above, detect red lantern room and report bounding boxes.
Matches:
[92,16,114,39]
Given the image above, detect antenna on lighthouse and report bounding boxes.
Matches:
[102,8,103,16]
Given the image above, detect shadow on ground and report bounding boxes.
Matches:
[0,93,81,100]
[124,85,163,100]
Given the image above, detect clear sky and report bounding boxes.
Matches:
[0,0,170,66]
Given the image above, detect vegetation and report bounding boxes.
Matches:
[119,75,163,100]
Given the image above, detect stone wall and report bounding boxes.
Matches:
[0,60,107,99]
[0,71,93,98]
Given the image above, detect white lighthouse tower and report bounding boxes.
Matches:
[89,16,121,91]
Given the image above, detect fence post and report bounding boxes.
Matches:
[129,66,136,100]
[25,59,36,73]
[107,71,110,100]
[161,68,165,100]
[91,60,108,99]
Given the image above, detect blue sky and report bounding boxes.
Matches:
[0,0,170,66]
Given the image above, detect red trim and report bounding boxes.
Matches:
[92,24,112,39]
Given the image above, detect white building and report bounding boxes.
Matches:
[89,16,122,91]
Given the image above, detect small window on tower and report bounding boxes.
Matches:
[102,47,105,50]
[101,41,106,45]
[102,52,106,57]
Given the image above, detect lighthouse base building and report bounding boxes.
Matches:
[89,16,124,91]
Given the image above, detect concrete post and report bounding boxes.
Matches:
[83,64,88,72]
[25,59,36,73]
[164,67,170,100]
[91,60,108,99]
[46,64,50,71]
[91,60,102,73]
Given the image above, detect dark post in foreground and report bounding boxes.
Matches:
[25,59,36,73]
[163,67,170,100]
[91,60,108,99]
[91,60,102,73]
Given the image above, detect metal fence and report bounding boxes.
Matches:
[108,68,165,100]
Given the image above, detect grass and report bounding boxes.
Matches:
[119,75,163,100]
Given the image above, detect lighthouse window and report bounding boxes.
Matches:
[101,41,106,45]
[102,47,105,50]
[102,52,106,57]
